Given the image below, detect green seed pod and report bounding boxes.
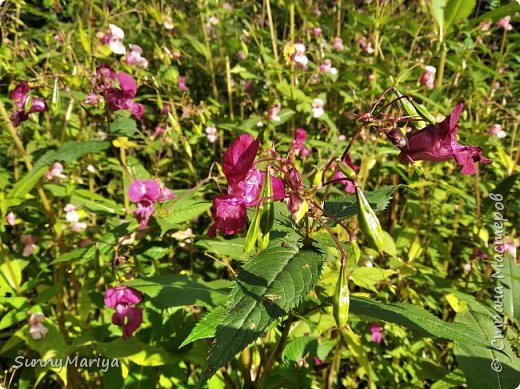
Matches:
[355,185,385,254]
[338,162,356,180]
[411,100,436,125]
[257,232,269,251]
[244,207,261,254]
[393,89,426,130]
[351,239,361,263]
[333,264,350,328]
[259,170,275,235]
[51,78,60,114]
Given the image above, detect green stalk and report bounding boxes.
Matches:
[266,0,281,81]
[199,5,219,100]
[436,43,447,89]
[225,55,234,121]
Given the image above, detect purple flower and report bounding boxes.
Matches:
[104,286,143,339]
[10,81,48,127]
[178,76,187,92]
[209,134,286,237]
[291,128,311,157]
[370,323,383,344]
[128,179,174,229]
[399,103,492,175]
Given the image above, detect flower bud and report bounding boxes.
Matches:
[259,170,275,235]
[386,127,408,149]
[51,78,60,114]
[333,264,350,328]
[355,185,385,254]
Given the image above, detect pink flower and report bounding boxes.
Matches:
[311,98,324,118]
[333,37,344,51]
[10,81,48,127]
[488,124,506,139]
[70,222,87,232]
[268,104,281,122]
[357,37,374,54]
[497,16,513,31]
[85,92,101,105]
[21,234,37,257]
[399,103,492,175]
[333,154,359,193]
[178,76,187,92]
[319,59,338,76]
[463,263,472,273]
[153,126,166,138]
[6,211,16,226]
[209,135,285,237]
[291,128,311,157]
[28,312,48,340]
[480,20,492,31]
[206,126,218,143]
[370,323,383,344]
[125,44,149,68]
[312,27,322,38]
[128,179,174,229]
[292,43,308,68]
[101,24,126,55]
[64,204,79,222]
[44,162,67,182]
[104,286,143,339]
[419,66,436,90]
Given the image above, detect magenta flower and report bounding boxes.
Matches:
[291,128,311,157]
[497,16,513,31]
[128,179,174,229]
[370,323,383,344]
[399,103,492,175]
[333,154,359,193]
[209,134,286,237]
[178,76,187,92]
[104,286,143,339]
[10,81,48,127]
[88,66,144,120]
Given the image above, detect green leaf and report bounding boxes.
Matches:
[71,189,124,215]
[350,297,489,348]
[196,237,247,261]
[350,267,396,292]
[155,197,211,234]
[110,115,138,137]
[96,337,177,366]
[33,140,110,170]
[443,0,476,32]
[482,174,518,214]
[5,167,47,206]
[126,274,232,309]
[200,245,324,385]
[454,311,520,389]
[430,0,447,38]
[501,257,520,323]
[324,185,402,221]
[469,2,520,27]
[179,306,227,348]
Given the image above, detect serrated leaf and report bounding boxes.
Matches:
[200,245,324,385]
[180,306,227,348]
[110,115,137,137]
[33,140,110,170]
[454,311,520,389]
[324,185,402,221]
[126,274,232,309]
[350,296,489,348]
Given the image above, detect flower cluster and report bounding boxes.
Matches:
[10,81,48,127]
[128,179,175,229]
[208,134,285,237]
[398,103,492,175]
[86,65,144,119]
[104,286,143,339]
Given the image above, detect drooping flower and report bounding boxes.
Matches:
[312,27,322,38]
[497,16,513,31]
[99,24,126,54]
[333,154,360,193]
[105,72,145,119]
[291,128,311,157]
[370,323,383,344]
[319,59,338,75]
[209,134,286,237]
[206,126,218,143]
[44,162,67,182]
[488,124,506,139]
[104,286,143,339]
[399,103,492,175]
[29,312,48,340]
[128,179,174,229]
[21,234,38,257]
[311,98,324,118]
[178,75,187,92]
[10,81,48,127]
[419,66,436,90]
[333,37,344,51]
[6,211,16,226]
[357,36,374,54]
[292,43,308,68]
[268,104,281,122]
[125,44,149,69]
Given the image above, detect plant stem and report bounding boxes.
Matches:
[436,43,447,89]
[260,314,293,380]
[225,55,234,121]
[266,0,281,82]
[199,5,219,100]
